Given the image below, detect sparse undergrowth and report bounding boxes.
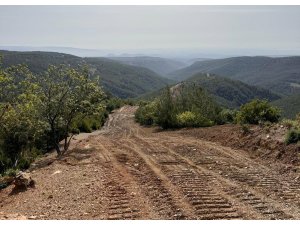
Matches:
[284,113,300,145]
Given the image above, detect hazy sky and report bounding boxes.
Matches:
[0,6,300,55]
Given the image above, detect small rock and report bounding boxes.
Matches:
[28,216,37,220]
[13,172,35,189]
[48,194,53,199]
[51,170,62,176]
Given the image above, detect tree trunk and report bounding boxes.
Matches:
[54,142,61,156]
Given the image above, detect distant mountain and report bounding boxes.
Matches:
[140,73,280,108]
[168,56,300,95]
[272,93,300,119]
[108,56,187,76]
[0,50,173,98]
[0,46,108,57]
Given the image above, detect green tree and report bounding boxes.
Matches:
[236,99,281,124]
[156,87,177,129]
[38,65,105,156]
[0,63,45,171]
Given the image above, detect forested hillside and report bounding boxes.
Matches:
[0,50,173,98]
[272,93,300,119]
[139,73,280,108]
[168,56,300,95]
[85,57,174,98]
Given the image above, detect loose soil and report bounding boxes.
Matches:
[0,106,299,220]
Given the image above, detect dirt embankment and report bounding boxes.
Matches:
[175,124,300,171]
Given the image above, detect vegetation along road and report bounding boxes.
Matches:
[0,106,300,219]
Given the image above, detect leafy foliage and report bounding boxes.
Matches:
[283,113,300,145]
[176,111,213,128]
[0,64,46,173]
[135,84,220,129]
[135,101,158,126]
[236,99,281,125]
[0,56,122,174]
[285,129,300,145]
[218,109,238,124]
[37,64,105,155]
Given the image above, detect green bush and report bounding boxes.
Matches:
[17,157,31,170]
[217,109,237,124]
[282,119,297,129]
[285,129,300,145]
[77,120,92,133]
[4,168,18,177]
[176,111,196,127]
[176,111,213,127]
[241,124,250,135]
[135,101,158,126]
[135,84,219,129]
[296,113,300,126]
[236,99,280,125]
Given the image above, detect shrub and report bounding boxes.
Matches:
[296,113,300,126]
[135,101,158,126]
[282,119,297,129]
[217,109,237,125]
[135,84,219,129]
[176,111,213,127]
[285,129,300,145]
[236,99,280,125]
[4,168,18,177]
[77,120,92,133]
[176,111,197,127]
[241,124,250,135]
[155,88,178,129]
[17,157,31,170]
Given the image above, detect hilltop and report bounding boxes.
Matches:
[140,73,280,108]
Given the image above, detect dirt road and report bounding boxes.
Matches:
[1,106,300,219]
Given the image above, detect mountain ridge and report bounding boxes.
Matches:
[168,56,300,95]
[0,50,173,98]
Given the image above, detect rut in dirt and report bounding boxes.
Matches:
[84,105,300,219]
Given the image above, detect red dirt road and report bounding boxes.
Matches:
[0,106,300,219]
